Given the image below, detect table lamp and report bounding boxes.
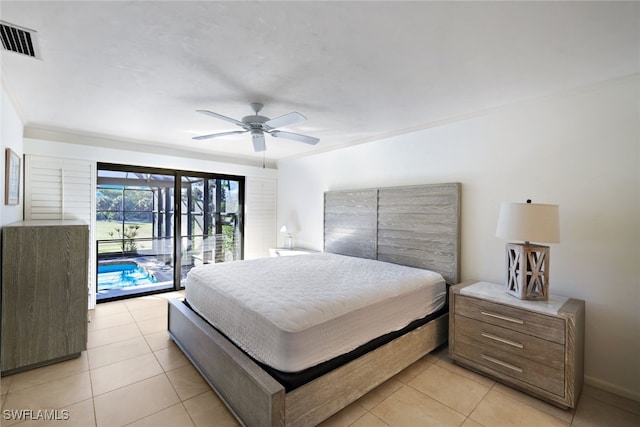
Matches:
[280,225,293,249]
[496,200,560,300]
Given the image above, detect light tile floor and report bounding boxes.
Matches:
[1,292,639,426]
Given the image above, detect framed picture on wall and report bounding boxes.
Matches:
[5,148,20,205]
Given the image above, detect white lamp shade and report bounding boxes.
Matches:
[496,202,560,243]
[280,225,287,233]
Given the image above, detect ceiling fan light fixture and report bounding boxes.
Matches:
[251,129,266,152]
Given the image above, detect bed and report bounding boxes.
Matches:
[168,182,461,426]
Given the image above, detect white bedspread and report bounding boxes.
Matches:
[185,253,446,372]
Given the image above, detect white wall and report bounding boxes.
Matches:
[277,75,640,401]
[1,83,24,226]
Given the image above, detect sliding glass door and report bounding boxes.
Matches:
[96,164,244,301]
[178,174,243,286]
[96,170,176,300]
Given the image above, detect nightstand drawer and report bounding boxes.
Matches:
[455,335,565,396]
[456,294,565,344]
[455,315,564,368]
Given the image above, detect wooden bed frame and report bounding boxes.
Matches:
[168,182,461,426]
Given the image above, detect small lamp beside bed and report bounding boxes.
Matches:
[280,225,294,249]
[496,200,560,301]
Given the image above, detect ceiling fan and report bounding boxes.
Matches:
[193,102,319,152]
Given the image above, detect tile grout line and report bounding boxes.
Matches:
[582,390,640,417]
[88,341,154,370]
[86,326,145,351]
[489,386,574,426]
[365,407,391,426]
[465,382,498,427]
[434,358,497,389]
[89,369,99,427]
[403,380,470,420]
[93,372,174,426]
[3,365,91,397]
[180,401,199,427]
[402,362,492,420]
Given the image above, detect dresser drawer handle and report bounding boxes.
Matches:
[481,354,523,373]
[481,333,524,349]
[481,311,524,325]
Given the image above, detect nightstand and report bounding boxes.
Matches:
[449,281,585,409]
[269,247,317,257]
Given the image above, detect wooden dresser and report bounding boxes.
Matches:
[449,281,585,408]
[1,220,89,375]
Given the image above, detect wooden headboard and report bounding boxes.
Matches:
[324,183,461,285]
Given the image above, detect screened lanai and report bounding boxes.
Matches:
[96,166,243,301]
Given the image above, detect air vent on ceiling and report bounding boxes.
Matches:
[0,20,41,59]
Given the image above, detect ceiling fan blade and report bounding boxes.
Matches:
[251,130,266,152]
[271,130,319,145]
[196,110,246,127]
[192,130,247,140]
[264,112,306,129]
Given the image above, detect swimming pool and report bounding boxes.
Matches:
[97,261,158,291]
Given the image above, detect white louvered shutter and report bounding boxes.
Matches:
[244,177,277,259]
[24,155,97,308]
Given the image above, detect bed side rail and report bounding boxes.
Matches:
[168,298,285,427]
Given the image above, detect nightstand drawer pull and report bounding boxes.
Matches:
[481,354,523,373]
[481,311,524,325]
[481,333,524,349]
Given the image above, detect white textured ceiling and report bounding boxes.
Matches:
[1,1,638,166]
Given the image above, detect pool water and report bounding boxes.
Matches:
[98,262,158,290]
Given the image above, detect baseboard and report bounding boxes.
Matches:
[584,376,640,403]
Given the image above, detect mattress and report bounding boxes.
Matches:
[185,252,446,373]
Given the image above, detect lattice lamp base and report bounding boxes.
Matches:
[505,243,550,300]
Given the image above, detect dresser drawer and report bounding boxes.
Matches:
[455,315,564,368]
[454,334,565,396]
[455,294,565,344]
